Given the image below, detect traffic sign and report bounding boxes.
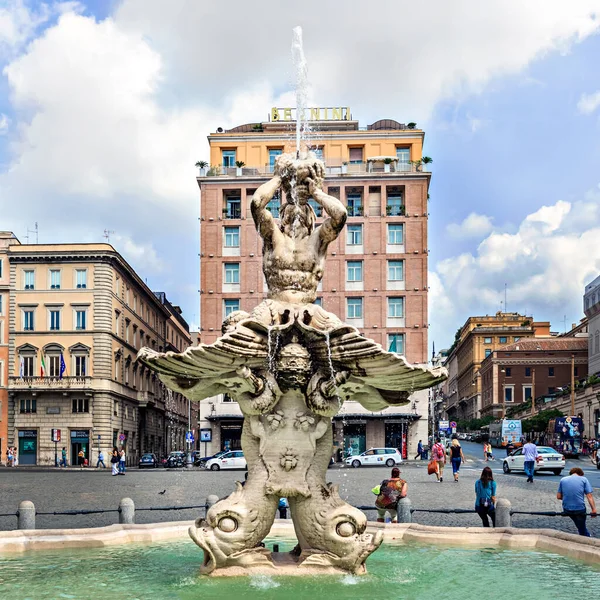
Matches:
[119,434,126,441]
[450,421,457,428]
[51,429,61,442]
[185,431,195,444]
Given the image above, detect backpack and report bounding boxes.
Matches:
[375,478,404,509]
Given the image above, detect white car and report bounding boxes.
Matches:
[502,446,565,476]
[345,448,402,468]
[205,450,246,471]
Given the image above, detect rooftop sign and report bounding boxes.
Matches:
[271,107,351,122]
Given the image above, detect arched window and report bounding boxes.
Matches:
[17,343,38,378]
[43,343,65,378]
[70,343,90,378]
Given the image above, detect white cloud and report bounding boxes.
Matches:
[577,90,600,114]
[447,213,493,239]
[0,112,9,134]
[431,195,600,344]
[111,233,165,276]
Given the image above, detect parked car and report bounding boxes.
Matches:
[205,450,246,471]
[345,448,402,468]
[502,446,565,476]
[138,453,159,469]
[195,450,227,468]
[166,451,187,468]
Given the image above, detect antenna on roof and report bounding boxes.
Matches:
[504,282,507,313]
[25,222,38,244]
[103,229,115,243]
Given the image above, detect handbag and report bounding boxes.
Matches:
[427,459,438,475]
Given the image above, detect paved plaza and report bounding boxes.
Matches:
[1,442,598,536]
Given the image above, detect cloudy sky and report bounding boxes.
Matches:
[1,0,600,352]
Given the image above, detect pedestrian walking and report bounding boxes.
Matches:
[432,438,446,482]
[278,498,289,519]
[475,466,496,527]
[12,447,18,467]
[78,449,85,467]
[96,450,106,469]
[61,447,68,468]
[111,448,120,476]
[6,446,13,467]
[375,467,407,523]
[414,440,423,460]
[522,439,539,483]
[119,448,126,474]
[557,467,597,537]
[450,439,466,482]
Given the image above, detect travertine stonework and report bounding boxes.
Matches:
[139,154,447,575]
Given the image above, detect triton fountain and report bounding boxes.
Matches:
[137,151,447,576]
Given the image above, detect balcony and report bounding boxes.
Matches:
[346,205,364,217]
[222,207,241,220]
[9,376,92,391]
[386,205,405,217]
[200,160,429,179]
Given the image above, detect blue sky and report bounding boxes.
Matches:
[1,0,599,354]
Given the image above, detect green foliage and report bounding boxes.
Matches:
[195,160,208,168]
[421,156,433,164]
[383,157,394,164]
[521,409,564,433]
[456,415,494,431]
[407,122,417,129]
[207,165,221,176]
[235,161,245,168]
[447,327,463,355]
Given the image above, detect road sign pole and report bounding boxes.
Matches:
[54,441,58,467]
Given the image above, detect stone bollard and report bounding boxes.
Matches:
[119,497,135,525]
[17,500,36,530]
[495,498,511,528]
[396,497,412,523]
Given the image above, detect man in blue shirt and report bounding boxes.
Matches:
[557,467,597,536]
[522,440,539,483]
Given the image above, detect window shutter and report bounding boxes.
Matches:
[349,147,363,162]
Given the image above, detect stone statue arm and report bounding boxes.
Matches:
[308,180,347,245]
[250,176,281,240]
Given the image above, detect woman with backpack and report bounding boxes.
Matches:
[431,438,446,482]
[475,466,497,527]
[375,467,407,523]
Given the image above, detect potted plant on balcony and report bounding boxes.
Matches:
[341,161,348,175]
[421,156,433,171]
[410,159,423,172]
[407,122,417,129]
[235,160,245,176]
[383,157,393,173]
[195,160,208,176]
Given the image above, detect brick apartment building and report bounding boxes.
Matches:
[196,109,431,458]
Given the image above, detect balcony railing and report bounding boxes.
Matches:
[201,160,429,179]
[9,376,92,390]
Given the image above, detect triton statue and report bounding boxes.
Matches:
[138,152,447,576]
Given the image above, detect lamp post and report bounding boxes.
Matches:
[587,398,593,440]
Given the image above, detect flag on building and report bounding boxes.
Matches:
[40,354,47,378]
[59,353,66,379]
[19,356,24,378]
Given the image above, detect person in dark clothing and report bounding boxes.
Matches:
[415,440,423,460]
[450,439,466,482]
[475,466,496,527]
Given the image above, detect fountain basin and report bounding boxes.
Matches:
[1,526,599,599]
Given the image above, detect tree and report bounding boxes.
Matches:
[522,409,564,434]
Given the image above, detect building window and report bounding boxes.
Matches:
[346,193,363,217]
[524,386,533,401]
[23,309,34,331]
[312,147,324,160]
[0,258,2,278]
[348,147,363,164]
[20,355,34,377]
[504,387,514,403]
[388,260,404,281]
[388,297,405,318]
[49,269,61,289]
[347,297,363,319]
[224,299,240,318]
[75,309,87,330]
[347,261,363,282]
[20,398,36,413]
[396,147,410,165]
[387,224,404,245]
[525,367,531,377]
[484,337,492,344]
[387,333,404,353]
[125,319,130,344]
[548,367,555,377]
[514,337,521,342]
[224,196,241,219]
[24,270,35,290]
[308,198,322,217]
[114,400,119,416]
[314,298,322,307]
[499,337,507,344]
[115,311,120,335]
[76,269,87,288]
[72,398,89,413]
[49,310,60,331]
[133,295,137,312]
[47,354,61,378]
[267,196,281,217]
[222,149,236,168]
[485,349,492,357]
[505,367,512,377]
[574,367,579,377]
[347,225,362,245]
[386,194,404,216]
[268,149,282,172]
[0,294,3,316]
[74,355,87,377]
[224,263,240,284]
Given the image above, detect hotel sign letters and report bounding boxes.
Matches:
[271,107,351,122]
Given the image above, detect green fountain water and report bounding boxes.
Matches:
[1,538,598,600]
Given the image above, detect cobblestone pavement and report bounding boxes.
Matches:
[1,456,598,536]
